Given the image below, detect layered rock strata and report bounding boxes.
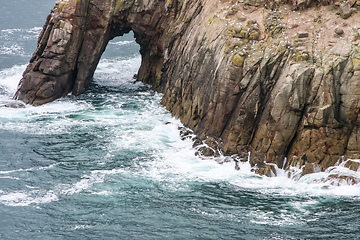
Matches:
[14,0,360,176]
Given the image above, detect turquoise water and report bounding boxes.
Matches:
[1,1,360,239]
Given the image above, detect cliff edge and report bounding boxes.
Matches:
[14,0,360,178]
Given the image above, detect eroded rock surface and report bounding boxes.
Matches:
[14,0,360,176]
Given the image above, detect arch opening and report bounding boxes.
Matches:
[14,0,168,106]
[91,31,141,90]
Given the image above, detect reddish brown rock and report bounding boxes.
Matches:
[344,160,360,171]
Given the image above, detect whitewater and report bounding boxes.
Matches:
[0,1,360,239]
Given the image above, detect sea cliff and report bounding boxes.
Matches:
[14,0,360,178]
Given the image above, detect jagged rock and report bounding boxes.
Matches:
[13,0,360,177]
[195,137,221,157]
[179,127,193,140]
[196,146,217,157]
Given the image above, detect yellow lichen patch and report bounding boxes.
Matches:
[59,20,65,28]
[59,2,66,11]
[294,52,309,62]
[248,31,260,40]
[115,0,124,13]
[353,58,360,71]
[232,54,244,67]
[182,16,191,23]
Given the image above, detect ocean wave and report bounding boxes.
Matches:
[1,45,359,212]
[134,125,360,198]
[0,27,42,35]
[0,45,26,56]
[0,191,58,207]
[0,27,42,58]
[0,168,125,207]
[108,40,136,46]
[0,64,25,95]
[0,163,59,175]
[94,55,141,86]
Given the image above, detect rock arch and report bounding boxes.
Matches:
[14,0,183,105]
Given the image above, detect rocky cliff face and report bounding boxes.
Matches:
[14,0,360,177]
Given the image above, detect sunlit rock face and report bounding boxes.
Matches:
[14,0,360,176]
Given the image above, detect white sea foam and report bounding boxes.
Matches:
[0,163,59,175]
[108,40,135,46]
[0,45,25,56]
[0,64,25,95]
[0,27,42,35]
[248,209,302,226]
[0,27,42,57]
[0,190,58,207]
[94,56,141,86]
[135,123,360,198]
[0,168,127,206]
[1,53,359,210]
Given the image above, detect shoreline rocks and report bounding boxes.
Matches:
[14,0,360,177]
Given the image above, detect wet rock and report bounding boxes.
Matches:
[344,160,360,171]
[196,146,217,157]
[192,138,203,148]
[302,162,321,175]
[324,174,360,185]
[179,127,193,140]
[252,162,277,177]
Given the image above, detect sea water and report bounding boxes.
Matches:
[1,1,360,239]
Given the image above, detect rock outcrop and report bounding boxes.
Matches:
[14,0,360,176]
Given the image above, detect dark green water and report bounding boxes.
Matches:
[1,1,360,239]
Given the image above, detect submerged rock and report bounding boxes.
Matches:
[1,100,26,108]
[13,0,360,177]
[323,174,360,185]
[344,160,360,171]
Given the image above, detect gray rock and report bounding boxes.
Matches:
[339,1,353,19]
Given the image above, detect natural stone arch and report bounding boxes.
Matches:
[14,0,177,105]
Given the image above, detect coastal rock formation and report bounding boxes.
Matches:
[14,0,360,177]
